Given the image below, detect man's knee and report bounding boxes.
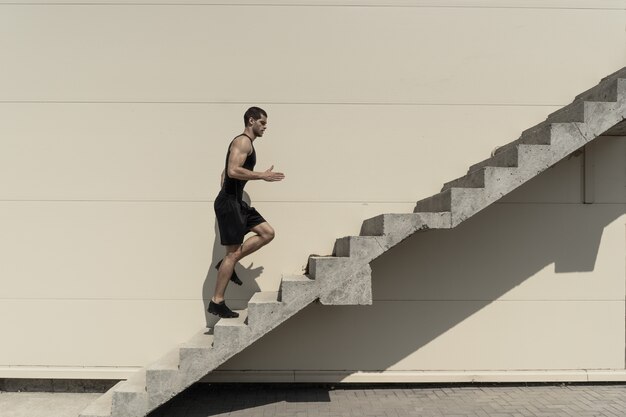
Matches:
[262,226,275,243]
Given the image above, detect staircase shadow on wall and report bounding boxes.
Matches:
[151,199,623,417]
[152,151,625,415]
[211,199,623,374]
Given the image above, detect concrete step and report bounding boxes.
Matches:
[79,381,123,417]
[247,291,282,331]
[278,274,316,303]
[575,70,626,102]
[519,122,555,146]
[308,256,352,280]
[360,212,452,237]
[545,99,617,124]
[414,187,484,213]
[491,119,559,159]
[468,145,519,173]
[442,167,488,190]
[146,349,180,410]
[441,166,518,192]
[414,188,488,227]
[111,370,147,417]
[333,235,386,260]
[178,329,216,387]
[213,309,250,350]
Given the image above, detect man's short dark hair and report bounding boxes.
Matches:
[244,107,267,126]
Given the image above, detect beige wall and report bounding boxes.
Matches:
[1,0,625,381]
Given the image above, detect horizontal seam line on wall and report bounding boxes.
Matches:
[0,200,623,205]
[0,3,624,10]
[0,101,566,107]
[1,298,622,301]
[0,200,417,203]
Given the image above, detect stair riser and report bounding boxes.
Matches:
[247,303,283,332]
[278,275,317,304]
[146,369,179,410]
[279,279,317,304]
[111,391,147,417]
[448,188,490,227]
[308,257,352,280]
[178,347,218,388]
[334,236,386,259]
[584,101,626,136]
[213,326,252,351]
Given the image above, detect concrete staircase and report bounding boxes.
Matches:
[79,67,626,417]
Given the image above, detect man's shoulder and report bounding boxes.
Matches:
[230,135,253,154]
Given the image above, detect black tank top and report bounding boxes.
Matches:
[222,134,256,201]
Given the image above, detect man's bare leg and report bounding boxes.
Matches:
[212,222,275,303]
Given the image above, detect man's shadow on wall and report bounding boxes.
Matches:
[202,191,264,329]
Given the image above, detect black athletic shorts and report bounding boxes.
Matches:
[214,192,266,246]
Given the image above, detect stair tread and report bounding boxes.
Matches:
[282,274,313,282]
[114,370,146,392]
[147,348,179,371]
[249,291,280,304]
[338,235,380,241]
[181,329,214,349]
[214,309,248,327]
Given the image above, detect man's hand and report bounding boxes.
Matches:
[262,165,285,182]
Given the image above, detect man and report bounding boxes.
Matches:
[209,107,285,318]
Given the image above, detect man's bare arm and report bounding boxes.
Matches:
[227,137,285,182]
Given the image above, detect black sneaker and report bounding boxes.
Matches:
[208,300,239,318]
[215,259,243,286]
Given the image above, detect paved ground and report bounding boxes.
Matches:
[3,383,626,417]
[147,383,626,417]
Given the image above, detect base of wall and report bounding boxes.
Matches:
[2,367,626,384]
[200,370,626,383]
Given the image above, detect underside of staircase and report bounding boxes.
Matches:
[80,67,626,417]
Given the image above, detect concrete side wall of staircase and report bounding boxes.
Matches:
[1,0,626,381]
